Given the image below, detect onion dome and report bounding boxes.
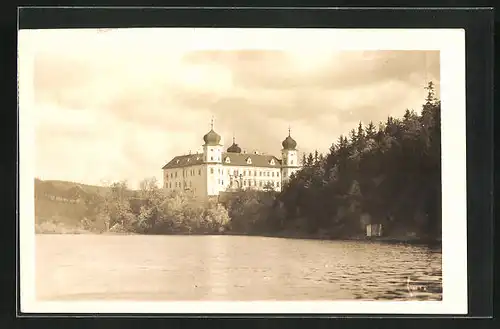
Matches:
[227,137,242,153]
[203,118,221,145]
[282,127,297,150]
[203,129,221,146]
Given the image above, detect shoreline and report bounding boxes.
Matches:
[229,232,442,246]
[35,230,441,246]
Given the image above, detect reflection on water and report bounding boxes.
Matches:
[36,235,442,301]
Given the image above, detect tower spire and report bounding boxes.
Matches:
[232,131,235,144]
[288,125,291,137]
[210,116,214,130]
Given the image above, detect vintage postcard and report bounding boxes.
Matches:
[18,27,467,314]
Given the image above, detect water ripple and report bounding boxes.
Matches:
[36,235,442,301]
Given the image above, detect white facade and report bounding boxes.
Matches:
[162,127,302,199]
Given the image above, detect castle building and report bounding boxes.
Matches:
[161,121,301,199]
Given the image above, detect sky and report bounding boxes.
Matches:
[20,28,440,189]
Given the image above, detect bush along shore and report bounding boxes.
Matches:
[35,83,441,245]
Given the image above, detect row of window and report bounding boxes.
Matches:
[165,180,280,189]
[166,169,202,180]
[167,181,192,188]
[220,179,280,188]
[166,181,198,190]
[166,168,282,180]
[209,168,280,177]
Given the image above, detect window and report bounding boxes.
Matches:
[267,172,270,177]
[254,170,256,176]
[225,157,231,163]
[175,172,178,178]
[243,170,246,176]
[259,181,263,187]
[218,168,220,174]
[243,180,247,186]
[259,172,262,176]
[291,160,294,165]
[234,170,238,176]
[210,168,214,174]
[277,182,280,187]
[272,172,274,177]
[211,156,213,161]
[221,180,224,185]
[277,172,280,177]
[246,157,252,164]
[198,169,201,175]
[270,159,275,165]
[210,148,213,152]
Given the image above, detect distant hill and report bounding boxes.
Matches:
[34,178,145,232]
[35,178,110,198]
[34,179,112,228]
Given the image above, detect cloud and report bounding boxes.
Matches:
[25,29,440,188]
[182,50,440,91]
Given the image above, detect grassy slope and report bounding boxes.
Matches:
[34,179,108,227]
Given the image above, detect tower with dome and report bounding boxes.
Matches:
[161,119,302,199]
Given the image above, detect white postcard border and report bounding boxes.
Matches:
[18,28,467,314]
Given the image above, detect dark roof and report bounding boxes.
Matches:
[221,152,282,168]
[162,152,282,169]
[162,154,205,169]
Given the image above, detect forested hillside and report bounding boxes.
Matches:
[277,81,441,239]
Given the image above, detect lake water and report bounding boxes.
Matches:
[36,234,442,301]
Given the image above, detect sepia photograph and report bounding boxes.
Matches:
[18,27,467,314]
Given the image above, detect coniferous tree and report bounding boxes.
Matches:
[306,153,314,166]
[365,121,376,140]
